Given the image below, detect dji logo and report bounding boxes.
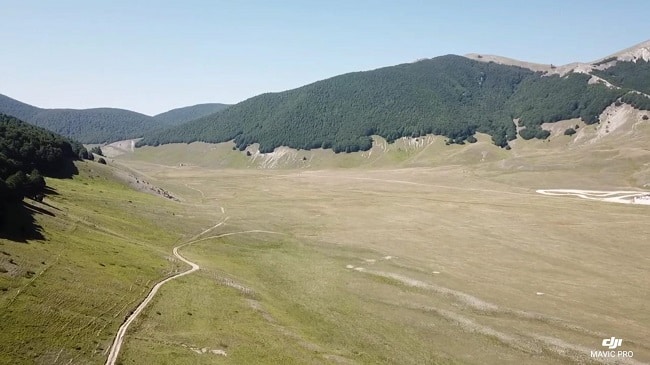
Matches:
[591,337,632,358]
[602,337,623,349]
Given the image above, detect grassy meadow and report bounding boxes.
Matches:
[112,158,650,364]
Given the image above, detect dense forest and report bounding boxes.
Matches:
[592,60,650,95]
[0,114,89,238]
[140,55,626,152]
[0,94,228,144]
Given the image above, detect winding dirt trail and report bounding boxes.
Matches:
[104,218,285,365]
[104,220,225,365]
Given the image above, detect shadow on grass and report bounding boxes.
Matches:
[0,202,45,242]
[24,202,55,217]
[0,159,79,242]
[43,186,60,196]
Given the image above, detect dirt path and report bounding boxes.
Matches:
[104,219,225,365]
[104,220,284,365]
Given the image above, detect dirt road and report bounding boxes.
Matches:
[104,220,225,365]
[104,220,284,365]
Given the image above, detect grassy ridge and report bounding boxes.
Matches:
[0,162,187,364]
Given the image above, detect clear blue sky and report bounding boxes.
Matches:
[1,0,649,115]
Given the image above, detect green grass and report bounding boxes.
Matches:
[0,161,189,365]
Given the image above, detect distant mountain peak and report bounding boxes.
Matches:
[465,40,650,78]
[603,39,650,63]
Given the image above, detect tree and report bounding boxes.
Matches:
[5,171,27,201]
[26,169,46,197]
[564,128,577,136]
[97,157,107,165]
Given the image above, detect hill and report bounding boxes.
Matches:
[140,45,650,153]
[152,103,229,126]
[0,94,158,144]
[0,114,91,238]
[0,95,229,144]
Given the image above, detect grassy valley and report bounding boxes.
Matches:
[110,136,650,364]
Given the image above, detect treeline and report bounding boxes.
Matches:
[140,55,628,152]
[0,114,88,206]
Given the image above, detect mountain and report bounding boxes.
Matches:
[0,95,229,144]
[0,94,157,144]
[141,42,650,152]
[0,94,41,121]
[153,103,230,126]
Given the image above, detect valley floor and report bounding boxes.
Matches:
[107,158,650,365]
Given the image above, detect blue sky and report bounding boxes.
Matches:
[1,0,649,115]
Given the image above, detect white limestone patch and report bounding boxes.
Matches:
[184,344,228,357]
[210,349,228,356]
[537,189,650,205]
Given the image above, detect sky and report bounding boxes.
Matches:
[1,0,649,116]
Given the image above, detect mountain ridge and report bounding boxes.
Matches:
[0,94,230,144]
[466,39,650,76]
[140,40,650,153]
[4,40,649,149]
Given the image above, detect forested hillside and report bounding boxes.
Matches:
[140,55,628,152]
[592,60,650,95]
[0,114,90,237]
[0,94,42,121]
[0,94,228,144]
[0,94,158,143]
[153,103,229,126]
[29,108,157,143]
